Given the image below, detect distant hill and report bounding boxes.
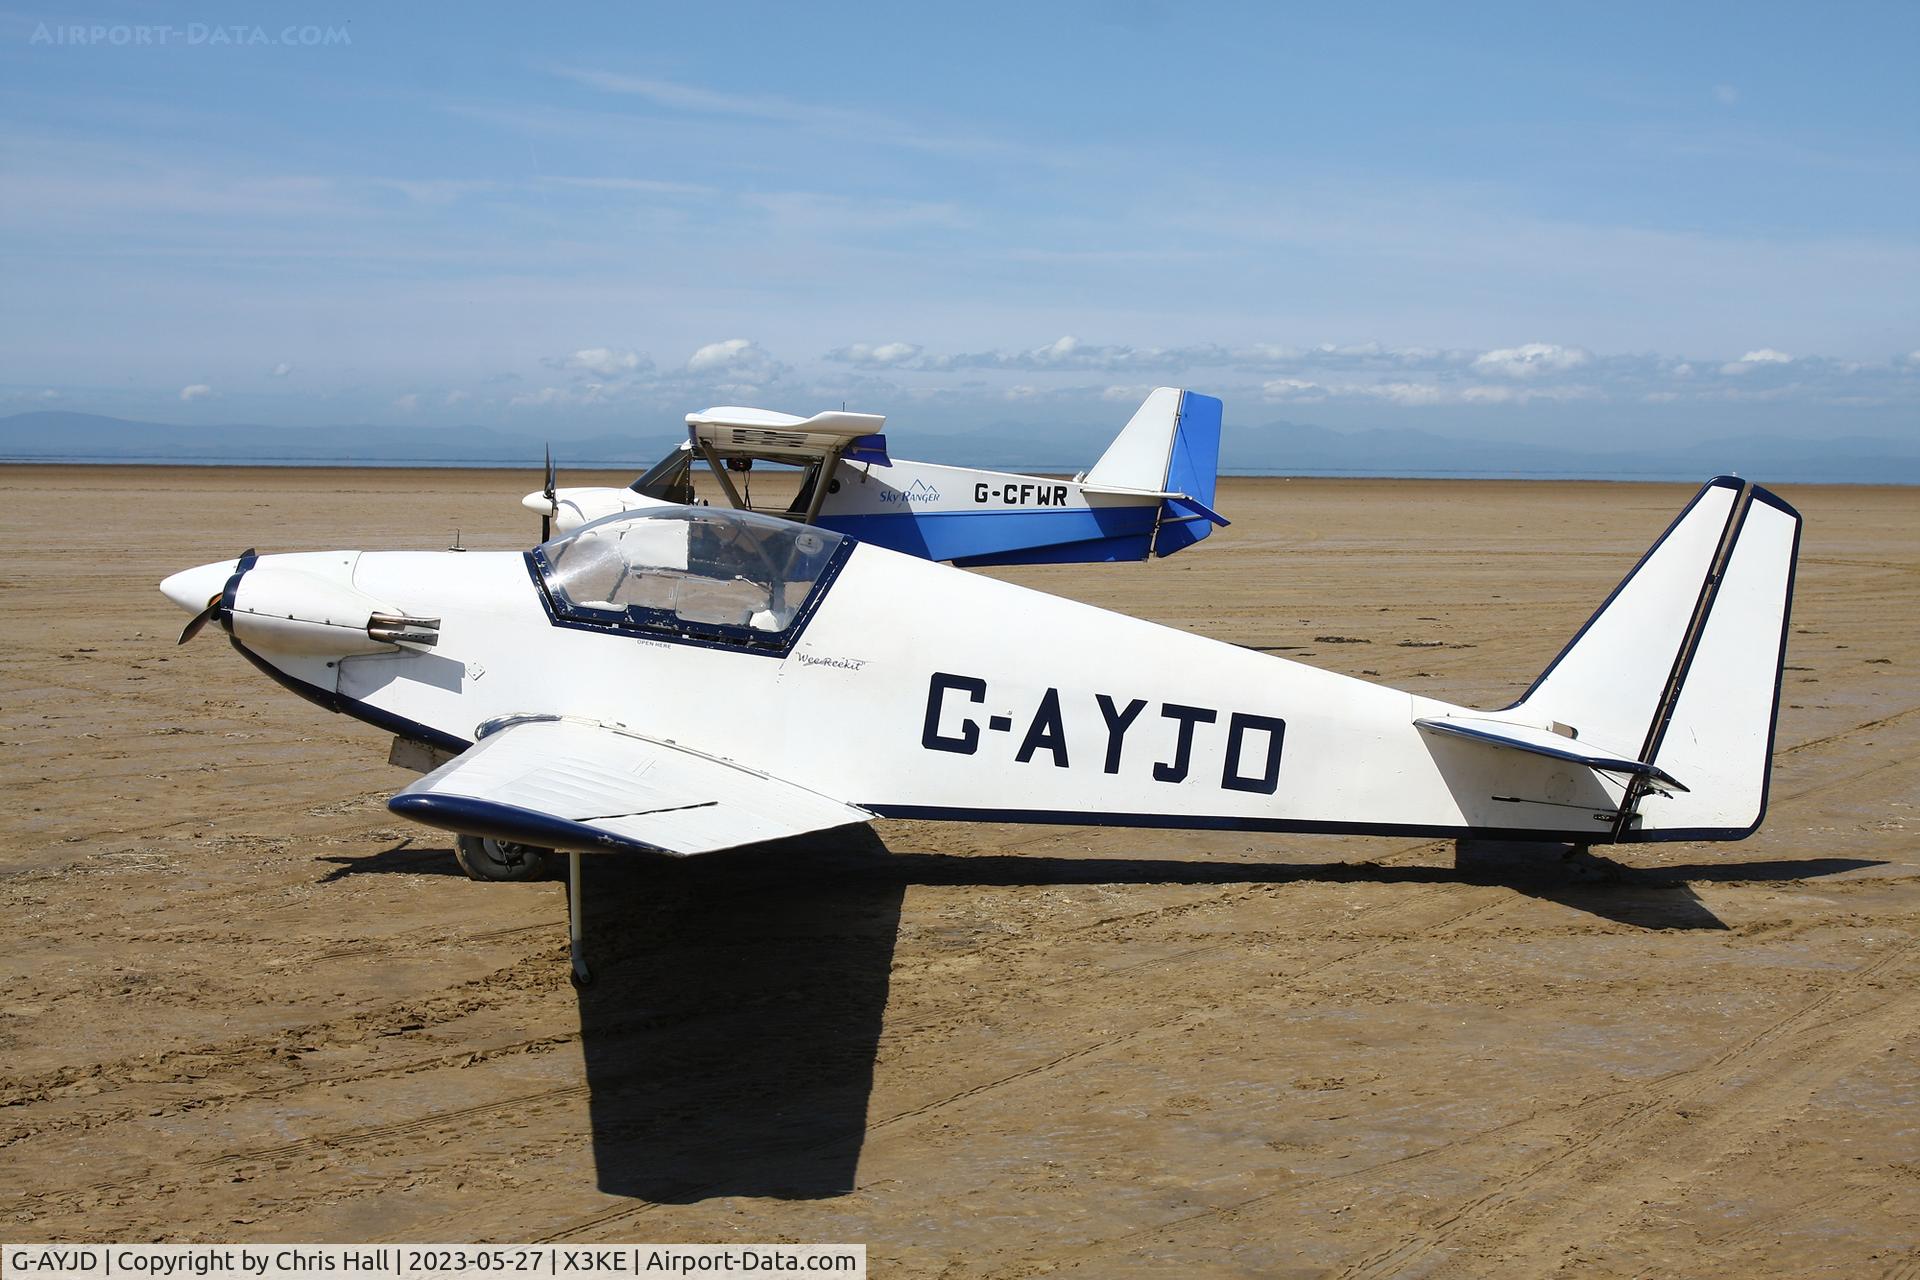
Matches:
[1,409,1915,483]
[0,411,678,470]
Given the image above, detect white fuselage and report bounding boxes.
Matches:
[218,538,1627,841]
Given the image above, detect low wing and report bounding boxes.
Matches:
[1414,715,1688,792]
[388,718,871,855]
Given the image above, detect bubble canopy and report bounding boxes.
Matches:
[530,507,849,646]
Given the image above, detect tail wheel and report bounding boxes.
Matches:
[453,834,552,882]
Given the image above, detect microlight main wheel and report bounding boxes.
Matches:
[453,834,551,882]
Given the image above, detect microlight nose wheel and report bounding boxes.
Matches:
[453,834,552,882]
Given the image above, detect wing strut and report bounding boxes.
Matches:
[800,449,845,527]
[697,437,749,510]
[566,851,590,987]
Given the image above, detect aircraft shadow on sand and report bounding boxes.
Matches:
[317,829,1880,1202]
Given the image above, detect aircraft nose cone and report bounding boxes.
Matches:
[159,559,239,614]
[522,491,556,515]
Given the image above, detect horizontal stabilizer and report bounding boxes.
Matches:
[1415,716,1688,791]
[1163,494,1230,528]
[389,717,869,855]
[1078,484,1229,528]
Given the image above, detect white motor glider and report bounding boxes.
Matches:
[161,476,1799,984]
[522,387,1228,566]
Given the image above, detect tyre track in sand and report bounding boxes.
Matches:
[1023,934,1919,1279]
[1331,936,1920,1280]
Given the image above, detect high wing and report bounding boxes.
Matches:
[687,405,891,465]
[388,717,870,855]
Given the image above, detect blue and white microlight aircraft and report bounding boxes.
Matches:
[160,475,1799,985]
[521,387,1228,565]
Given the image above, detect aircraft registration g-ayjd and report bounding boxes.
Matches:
[521,386,1228,566]
[161,475,1800,984]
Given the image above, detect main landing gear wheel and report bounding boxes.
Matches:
[453,834,551,882]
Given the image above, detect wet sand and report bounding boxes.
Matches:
[1,466,1915,1276]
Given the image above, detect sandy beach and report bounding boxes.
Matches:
[1,465,1915,1276]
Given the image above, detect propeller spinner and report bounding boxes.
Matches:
[162,549,253,644]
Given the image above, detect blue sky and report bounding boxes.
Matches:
[1,1,1916,448]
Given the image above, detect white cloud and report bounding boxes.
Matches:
[444,390,472,406]
[1261,376,1603,407]
[682,340,790,392]
[393,393,420,412]
[926,335,1191,373]
[1101,384,1156,402]
[1237,343,1306,363]
[270,361,294,378]
[1030,336,1081,364]
[1459,384,1598,405]
[37,388,60,401]
[179,384,213,402]
[1363,381,1450,406]
[1714,84,1740,106]
[557,346,650,378]
[688,338,762,371]
[1721,348,1793,374]
[1262,377,1327,402]
[828,341,923,368]
[1472,343,1592,378]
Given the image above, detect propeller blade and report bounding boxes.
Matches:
[177,594,221,645]
[541,445,556,541]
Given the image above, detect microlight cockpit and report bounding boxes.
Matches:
[531,507,848,652]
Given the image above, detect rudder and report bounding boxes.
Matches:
[1154,391,1224,557]
[1635,485,1800,838]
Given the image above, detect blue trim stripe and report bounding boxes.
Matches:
[821,506,1158,565]
[862,803,1615,843]
[862,803,1767,845]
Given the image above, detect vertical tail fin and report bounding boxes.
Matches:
[1081,387,1227,558]
[1513,476,1801,841]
